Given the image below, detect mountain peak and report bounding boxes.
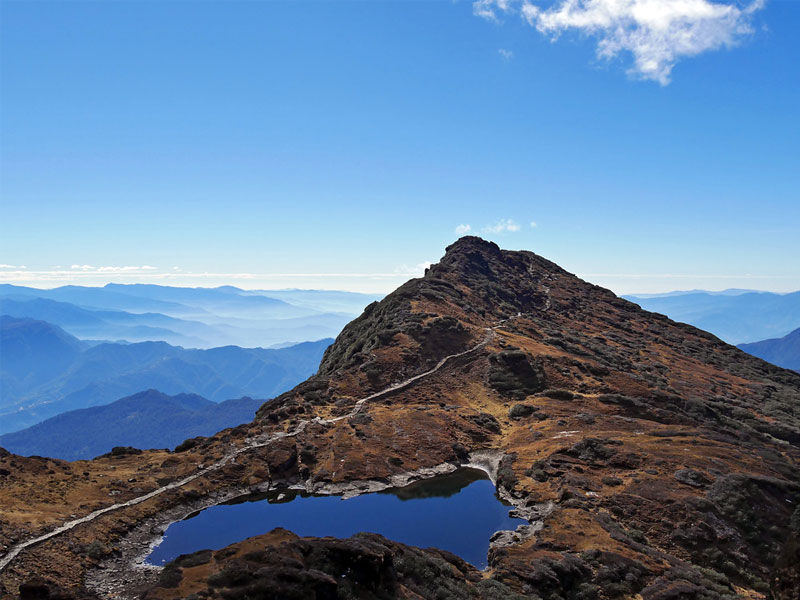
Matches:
[313,238,595,382]
[434,235,565,281]
[444,235,502,255]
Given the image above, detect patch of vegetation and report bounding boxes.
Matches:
[640,565,738,600]
[174,549,213,568]
[207,560,255,588]
[496,453,518,491]
[98,445,143,458]
[488,350,546,399]
[157,564,183,588]
[707,474,799,558]
[82,540,111,560]
[508,403,537,419]
[601,476,623,487]
[564,438,621,463]
[174,436,205,453]
[467,412,501,434]
[538,389,575,401]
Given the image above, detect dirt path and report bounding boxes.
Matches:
[0,316,521,573]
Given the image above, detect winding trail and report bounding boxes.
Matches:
[0,315,523,573]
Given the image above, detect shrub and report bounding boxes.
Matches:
[488,351,545,398]
[539,389,575,401]
[83,540,110,560]
[174,436,205,453]
[508,404,537,419]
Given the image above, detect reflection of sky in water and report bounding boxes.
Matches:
[147,468,525,569]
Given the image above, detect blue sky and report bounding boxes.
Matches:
[1,0,798,294]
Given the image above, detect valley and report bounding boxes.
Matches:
[0,316,332,436]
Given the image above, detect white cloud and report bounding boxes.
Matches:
[3,265,794,295]
[483,218,522,234]
[455,223,472,235]
[69,264,157,273]
[474,0,514,20]
[498,48,514,61]
[394,262,433,276]
[474,0,764,84]
[0,264,26,269]
[0,267,437,294]
[530,221,538,228]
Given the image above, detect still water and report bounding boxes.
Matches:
[146,468,525,568]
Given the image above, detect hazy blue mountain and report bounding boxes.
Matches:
[0,316,331,434]
[0,316,86,399]
[0,297,215,347]
[0,390,266,460]
[0,283,194,314]
[738,328,800,371]
[101,283,315,318]
[0,284,371,347]
[247,289,383,314]
[624,290,800,344]
[626,289,757,299]
[184,311,354,349]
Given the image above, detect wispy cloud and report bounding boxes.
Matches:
[483,218,521,234]
[474,0,764,84]
[0,268,433,284]
[580,272,797,280]
[394,261,433,276]
[580,271,799,295]
[2,266,794,295]
[68,264,157,273]
[455,223,472,235]
[0,264,26,269]
[498,48,514,61]
[475,0,514,21]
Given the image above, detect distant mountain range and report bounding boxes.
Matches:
[0,297,217,347]
[0,316,331,435]
[624,289,800,344]
[738,328,800,372]
[0,389,266,461]
[0,284,381,348]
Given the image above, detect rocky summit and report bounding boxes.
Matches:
[1,237,799,600]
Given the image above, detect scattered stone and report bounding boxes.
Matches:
[674,468,712,488]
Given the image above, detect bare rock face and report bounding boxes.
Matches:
[18,577,96,600]
[2,237,799,600]
[140,529,527,600]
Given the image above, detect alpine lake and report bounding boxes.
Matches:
[146,467,526,569]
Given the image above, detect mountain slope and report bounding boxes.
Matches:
[739,327,800,371]
[0,390,265,460]
[624,290,800,344]
[0,317,85,397]
[0,317,332,434]
[1,237,798,600]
